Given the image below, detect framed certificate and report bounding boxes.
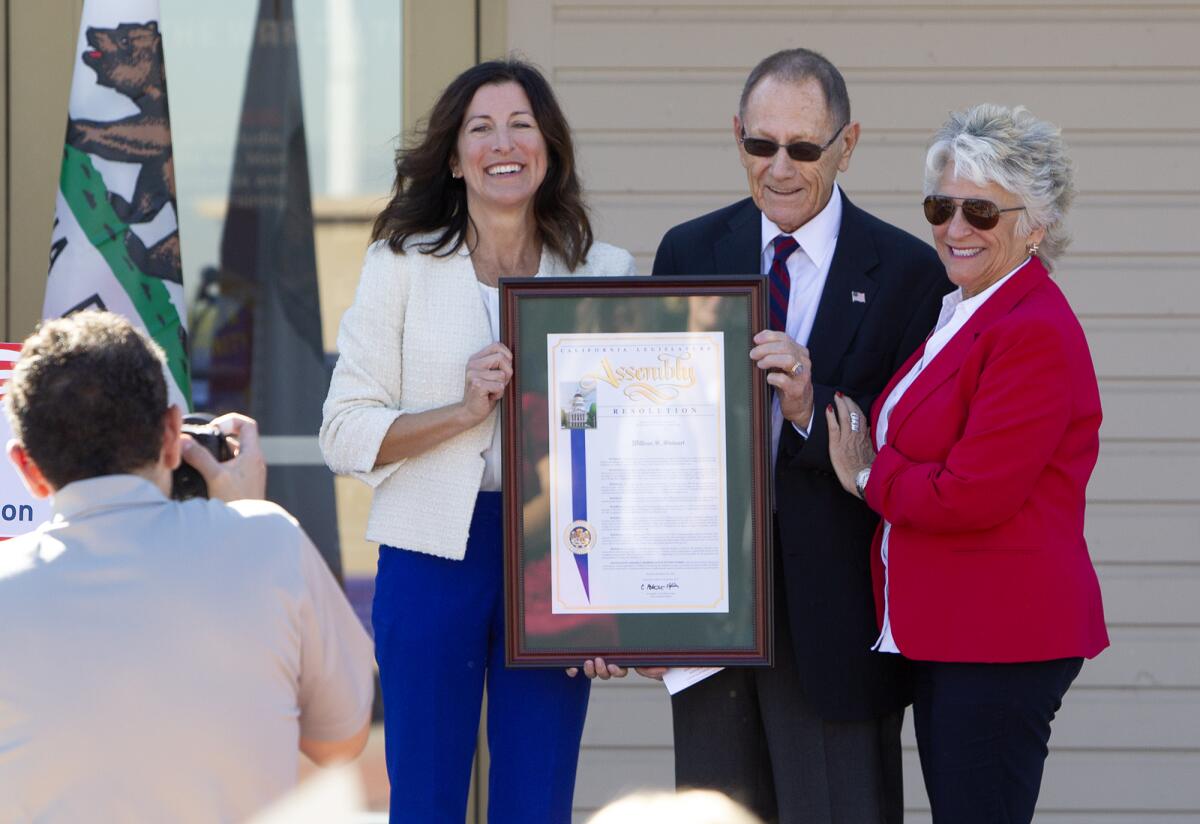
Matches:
[500,276,773,667]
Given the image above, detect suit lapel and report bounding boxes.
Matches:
[806,195,878,382]
[713,199,762,275]
[882,257,1049,440]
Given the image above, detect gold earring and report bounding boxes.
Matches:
[1026,241,1040,256]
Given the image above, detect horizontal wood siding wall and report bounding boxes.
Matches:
[506,1,1200,820]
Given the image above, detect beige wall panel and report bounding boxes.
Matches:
[589,681,1200,750]
[1096,564,1200,624]
[1086,504,1200,564]
[581,748,1200,816]
[332,476,376,577]
[569,677,1200,814]
[582,193,1200,259]
[554,0,1200,16]
[576,136,745,199]
[403,0,475,133]
[550,18,1200,69]
[908,816,1196,824]
[1082,319,1200,378]
[627,251,1200,299]
[505,0,554,68]
[313,212,378,350]
[479,0,509,61]
[572,748,677,809]
[1098,382,1200,440]
[857,197,1200,258]
[577,698,1200,820]
[557,0,1200,7]
[580,134,1200,197]
[1081,627,1200,687]
[7,1,84,338]
[1056,258,1200,318]
[1090,443,1200,501]
[581,680,671,747]
[555,73,1200,133]
[850,134,1200,196]
[628,252,655,275]
[920,688,1200,749]
[578,632,1200,710]
[903,750,1200,813]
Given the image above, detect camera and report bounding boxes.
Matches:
[170,413,233,500]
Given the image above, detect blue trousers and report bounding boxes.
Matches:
[372,492,590,824]
[912,657,1083,824]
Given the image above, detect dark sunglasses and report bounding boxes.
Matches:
[739,122,848,162]
[923,195,1026,231]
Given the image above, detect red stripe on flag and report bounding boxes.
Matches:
[1,344,20,400]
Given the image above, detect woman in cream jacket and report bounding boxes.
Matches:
[320,60,634,824]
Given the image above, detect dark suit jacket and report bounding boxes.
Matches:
[653,194,950,720]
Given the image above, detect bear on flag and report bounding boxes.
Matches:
[45,0,190,411]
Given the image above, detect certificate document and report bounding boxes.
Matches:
[546,332,729,614]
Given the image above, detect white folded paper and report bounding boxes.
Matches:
[662,666,724,695]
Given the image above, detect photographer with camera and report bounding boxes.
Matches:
[0,312,373,823]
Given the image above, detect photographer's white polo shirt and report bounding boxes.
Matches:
[0,475,374,823]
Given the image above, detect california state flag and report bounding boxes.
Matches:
[45,0,191,411]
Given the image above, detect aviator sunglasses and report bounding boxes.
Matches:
[739,122,849,162]
[923,195,1026,231]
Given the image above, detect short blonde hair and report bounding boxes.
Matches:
[587,789,764,824]
[924,103,1075,269]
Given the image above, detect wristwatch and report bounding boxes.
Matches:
[854,467,872,500]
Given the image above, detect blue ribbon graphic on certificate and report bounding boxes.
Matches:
[547,333,730,615]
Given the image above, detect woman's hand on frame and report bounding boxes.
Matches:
[461,342,513,425]
[566,657,629,679]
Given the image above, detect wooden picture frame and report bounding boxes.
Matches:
[500,276,773,667]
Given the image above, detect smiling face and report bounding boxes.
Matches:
[931,162,1046,298]
[451,81,548,220]
[734,76,858,233]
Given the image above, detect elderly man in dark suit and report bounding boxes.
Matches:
[648,48,950,823]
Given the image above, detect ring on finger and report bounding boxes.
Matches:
[788,360,803,377]
[849,412,861,432]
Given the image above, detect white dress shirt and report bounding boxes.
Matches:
[0,475,375,823]
[871,259,1028,653]
[761,183,843,464]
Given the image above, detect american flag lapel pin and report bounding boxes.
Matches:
[851,290,866,303]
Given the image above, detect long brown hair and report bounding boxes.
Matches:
[372,59,593,271]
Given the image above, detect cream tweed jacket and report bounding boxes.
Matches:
[320,236,637,559]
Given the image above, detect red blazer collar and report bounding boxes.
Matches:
[870,256,1050,436]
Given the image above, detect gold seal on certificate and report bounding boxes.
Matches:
[564,519,596,554]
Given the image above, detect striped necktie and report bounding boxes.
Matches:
[769,233,799,332]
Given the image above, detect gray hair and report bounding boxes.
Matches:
[923,104,1075,269]
[739,48,850,127]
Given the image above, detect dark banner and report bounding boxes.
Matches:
[190,0,341,576]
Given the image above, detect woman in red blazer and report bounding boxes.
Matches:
[825,104,1108,824]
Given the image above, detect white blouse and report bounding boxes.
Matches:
[477,281,503,491]
[871,260,1028,654]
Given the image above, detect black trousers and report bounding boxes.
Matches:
[911,657,1083,824]
[670,578,904,824]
